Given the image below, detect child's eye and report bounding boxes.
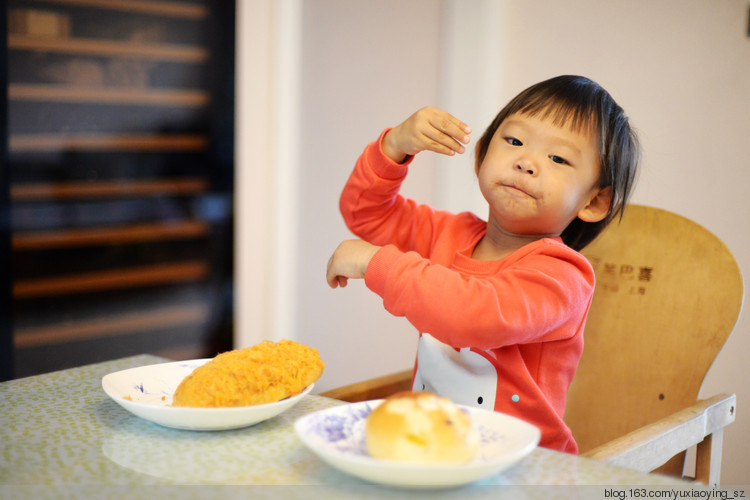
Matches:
[505,137,522,146]
[549,155,569,165]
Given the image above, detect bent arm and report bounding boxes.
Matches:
[365,242,595,349]
[340,129,441,254]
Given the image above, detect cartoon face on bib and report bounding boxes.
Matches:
[412,334,497,410]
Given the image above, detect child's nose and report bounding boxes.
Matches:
[515,161,536,175]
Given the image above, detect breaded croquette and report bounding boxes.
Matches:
[172,339,324,407]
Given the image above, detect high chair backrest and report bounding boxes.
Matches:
[565,204,743,456]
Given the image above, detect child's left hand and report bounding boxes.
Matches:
[326,239,381,288]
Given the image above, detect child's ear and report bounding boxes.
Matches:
[577,186,612,223]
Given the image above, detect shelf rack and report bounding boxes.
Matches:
[5,0,234,377]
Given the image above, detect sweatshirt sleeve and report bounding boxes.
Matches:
[340,129,446,256]
[365,239,595,350]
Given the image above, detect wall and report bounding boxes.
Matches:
[236,0,749,483]
[294,0,444,388]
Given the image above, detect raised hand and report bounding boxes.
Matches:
[381,106,472,164]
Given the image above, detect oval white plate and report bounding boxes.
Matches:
[294,400,540,488]
[102,359,313,431]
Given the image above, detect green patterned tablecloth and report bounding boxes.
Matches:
[0,355,694,498]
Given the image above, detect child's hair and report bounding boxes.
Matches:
[475,75,640,251]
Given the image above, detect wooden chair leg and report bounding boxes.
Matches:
[695,430,723,487]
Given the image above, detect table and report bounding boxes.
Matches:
[1,355,705,499]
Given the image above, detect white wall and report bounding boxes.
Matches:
[236,0,750,483]
[294,0,444,389]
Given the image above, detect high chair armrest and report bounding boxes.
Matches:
[582,393,736,483]
[319,369,413,403]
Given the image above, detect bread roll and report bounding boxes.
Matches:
[365,391,479,463]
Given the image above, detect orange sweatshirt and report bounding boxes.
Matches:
[340,129,595,453]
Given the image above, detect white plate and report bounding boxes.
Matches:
[102,359,313,431]
[294,400,540,488]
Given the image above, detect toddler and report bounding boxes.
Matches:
[326,75,640,453]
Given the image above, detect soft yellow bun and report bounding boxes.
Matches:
[365,391,479,463]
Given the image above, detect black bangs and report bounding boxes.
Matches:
[508,78,605,138]
[519,99,599,138]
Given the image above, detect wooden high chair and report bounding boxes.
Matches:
[566,204,742,486]
[320,205,743,486]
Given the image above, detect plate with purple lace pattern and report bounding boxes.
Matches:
[294,399,540,488]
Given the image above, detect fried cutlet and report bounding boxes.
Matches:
[172,339,324,407]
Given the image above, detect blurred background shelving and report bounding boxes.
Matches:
[2,0,235,379]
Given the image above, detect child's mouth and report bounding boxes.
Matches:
[501,183,535,199]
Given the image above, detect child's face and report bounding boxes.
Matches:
[477,112,609,238]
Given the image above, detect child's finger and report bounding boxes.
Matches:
[325,256,339,288]
[424,109,471,142]
[326,272,347,288]
[421,128,467,156]
[418,113,471,156]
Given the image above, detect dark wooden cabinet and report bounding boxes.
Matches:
[3,0,235,379]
